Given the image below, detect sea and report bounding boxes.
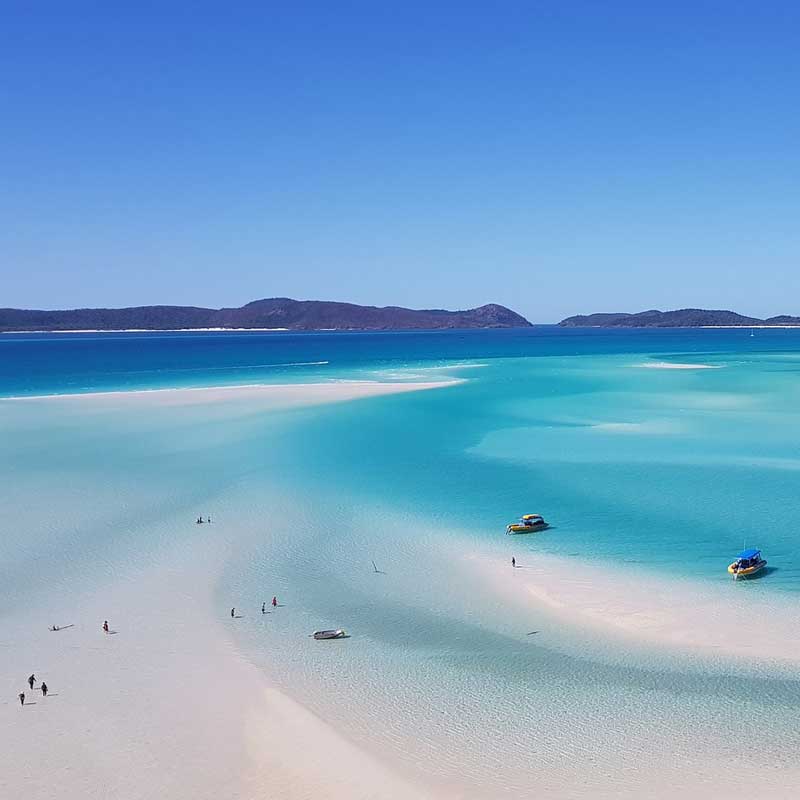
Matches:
[3,326,800,797]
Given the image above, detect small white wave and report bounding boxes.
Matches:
[124,361,329,375]
[590,420,683,435]
[633,361,721,370]
[411,363,490,371]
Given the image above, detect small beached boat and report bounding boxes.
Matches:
[313,629,347,640]
[506,514,549,534]
[728,548,767,579]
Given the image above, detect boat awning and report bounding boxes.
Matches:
[737,548,761,560]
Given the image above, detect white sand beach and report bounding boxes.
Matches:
[1,381,458,800]
[5,379,459,406]
[0,536,429,800]
[465,546,800,668]
[4,378,799,800]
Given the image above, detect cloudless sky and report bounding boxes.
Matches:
[2,1,799,321]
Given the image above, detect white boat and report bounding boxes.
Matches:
[313,629,347,640]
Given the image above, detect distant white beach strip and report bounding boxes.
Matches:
[1,379,463,405]
[1,327,292,334]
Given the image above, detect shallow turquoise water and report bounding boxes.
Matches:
[3,328,800,795]
[4,328,800,586]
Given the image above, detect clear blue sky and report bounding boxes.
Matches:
[2,2,798,322]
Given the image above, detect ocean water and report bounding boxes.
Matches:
[5,325,800,395]
[3,327,800,796]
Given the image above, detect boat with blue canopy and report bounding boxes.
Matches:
[727,548,767,579]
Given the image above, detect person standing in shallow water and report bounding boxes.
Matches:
[272,596,277,608]
[261,602,266,614]
[103,620,109,633]
[231,608,235,618]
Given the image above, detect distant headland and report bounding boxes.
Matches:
[0,298,532,333]
[559,309,800,328]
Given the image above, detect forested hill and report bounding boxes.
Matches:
[558,309,800,327]
[0,298,532,332]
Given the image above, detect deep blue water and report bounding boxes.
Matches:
[1,325,797,396]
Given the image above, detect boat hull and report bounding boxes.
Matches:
[728,560,767,577]
[313,629,346,640]
[506,523,549,534]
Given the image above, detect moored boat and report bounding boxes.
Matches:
[506,514,549,534]
[728,548,767,579]
[313,629,347,640]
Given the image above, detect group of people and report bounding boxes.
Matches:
[18,673,48,706]
[230,597,279,618]
[19,620,112,707]
[195,516,212,524]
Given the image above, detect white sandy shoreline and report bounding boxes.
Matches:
[1,327,292,333]
[460,544,800,669]
[0,536,428,800]
[5,378,799,800]
[0,380,460,800]
[0,379,462,405]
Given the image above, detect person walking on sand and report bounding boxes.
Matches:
[28,674,35,690]
[19,692,25,706]
[512,557,516,568]
[272,596,277,608]
[41,682,48,697]
[103,620,109,634]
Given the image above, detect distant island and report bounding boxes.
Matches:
[559,309,800,328]
[0,298,532,332]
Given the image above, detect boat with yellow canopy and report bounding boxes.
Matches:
[506,514,549,534]
[727,548,767,579]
